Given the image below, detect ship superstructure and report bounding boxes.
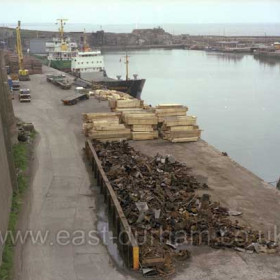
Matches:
[71,29,106,80]
[46,21,145,98]
[71,50,105,81]
[46,19,78,72]
[73,51,145,99]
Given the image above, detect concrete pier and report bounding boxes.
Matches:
[10,65,280,280]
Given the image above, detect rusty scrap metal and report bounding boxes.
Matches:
[92,140,278,275]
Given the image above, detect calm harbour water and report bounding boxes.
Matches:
[103,50,280,183]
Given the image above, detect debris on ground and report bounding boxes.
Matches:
[17,121,35,142]
[92,140,278,276]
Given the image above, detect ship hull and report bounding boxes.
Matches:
[94,79,146,99]
[50,60,72,72]
[48,60,145,99]
[74,76,146,99]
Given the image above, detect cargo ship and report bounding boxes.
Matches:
[72,49,145,99]
[46,37,77,71]
[46,19,78,72]
[46,20,145,99]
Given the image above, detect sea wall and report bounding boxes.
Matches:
[1,26,280,53]
[0,51,16,265]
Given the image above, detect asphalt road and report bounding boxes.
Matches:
[12,67,132,280]
[12,66,280,280]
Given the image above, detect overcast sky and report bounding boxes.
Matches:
[1,0,280,25]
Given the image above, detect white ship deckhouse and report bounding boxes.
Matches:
[71,50,104,73]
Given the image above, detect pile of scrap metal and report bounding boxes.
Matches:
[93,140,278,276]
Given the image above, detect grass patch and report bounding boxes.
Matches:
[0,141,30,280]
[30,130,37,140]
[12,144,28,171]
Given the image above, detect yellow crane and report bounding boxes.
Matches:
[16,21,30,81]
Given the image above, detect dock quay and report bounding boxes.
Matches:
[3,63,280,280]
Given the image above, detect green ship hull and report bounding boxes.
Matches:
[50,60,72,72]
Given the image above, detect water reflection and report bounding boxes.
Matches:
[206,52,245,63]
[104,49,280,182]
[253,54,280,67]
[207,51,280,68]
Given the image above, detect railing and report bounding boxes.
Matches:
[85,139,139,270]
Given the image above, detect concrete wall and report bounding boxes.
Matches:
[30,38,49,54]
[0,51,16,265]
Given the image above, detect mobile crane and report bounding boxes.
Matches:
[16,21,30,81]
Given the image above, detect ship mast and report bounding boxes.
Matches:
[83,29,90,52]
[56,18,68,43]
[83,29,87,51]
[124,52,129,81]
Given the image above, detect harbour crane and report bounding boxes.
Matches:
[16,21,30,81]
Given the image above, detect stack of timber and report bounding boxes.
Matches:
[23,57,43,74]
[122,112,158,140]
[110,98,154,115]
[7,54,19,73]
[4,51,42,75]
[83,96,158,141]
[154,104,201,142]
[83,93,202,143]
[108,97,158,140]
[23,57,32,73]
[161,115,201,143]
[110,98,144,111]
[94,89,133,102]
[82,112,131,142]
[155,104,188,122]
[31,58,43,74]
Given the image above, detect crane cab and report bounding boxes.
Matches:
[19,69,30,81]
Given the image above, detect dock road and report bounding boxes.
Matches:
[12,65,280,280]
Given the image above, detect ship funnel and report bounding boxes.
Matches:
[116,75,122,80]
[133,74,138,80]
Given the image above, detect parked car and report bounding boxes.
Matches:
[19,88,31,103]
